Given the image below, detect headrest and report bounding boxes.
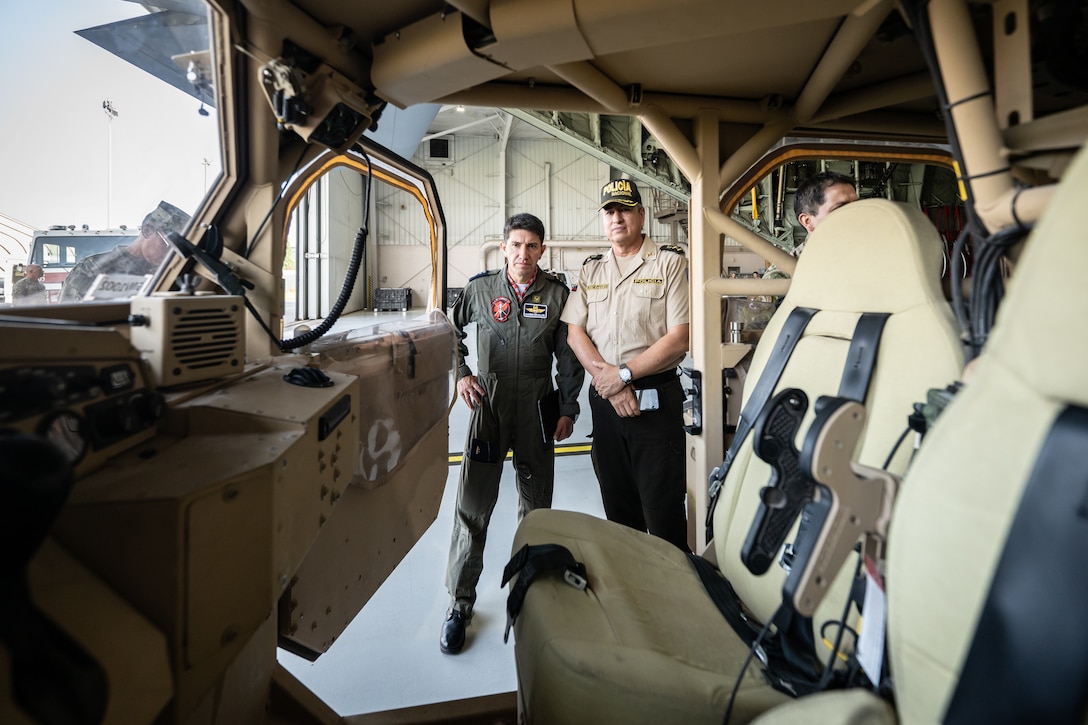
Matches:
[787,199,946,314]
[979,144,1088,405]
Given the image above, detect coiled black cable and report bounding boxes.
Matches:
[277,223,368,350]
[278,148,373,350]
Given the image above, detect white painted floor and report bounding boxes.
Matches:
[278,312,603,717]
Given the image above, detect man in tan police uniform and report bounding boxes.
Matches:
[561,179,690,550]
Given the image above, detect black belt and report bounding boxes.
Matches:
[632,369,679,390]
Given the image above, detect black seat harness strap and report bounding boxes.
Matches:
[836,313,890,402]
[706,307,818,541]
[945,404,1088,725]
[706,310,889,541]
[502,543,588,643]
[688,553,824,696]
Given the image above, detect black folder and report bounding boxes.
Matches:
[537,389,561,443]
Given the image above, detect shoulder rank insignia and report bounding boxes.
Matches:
[660,244,685,255]
[543,271,569,288]
[469,269,498,282]
[583,253,604,265]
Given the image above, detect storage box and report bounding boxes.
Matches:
[374,287,412,311]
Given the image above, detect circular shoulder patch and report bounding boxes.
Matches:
[491,295,512,322]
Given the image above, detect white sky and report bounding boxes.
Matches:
[1,0,220,232]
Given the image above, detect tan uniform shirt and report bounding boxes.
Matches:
[562,236,689,369]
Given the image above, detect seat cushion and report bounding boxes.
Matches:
[749,689,896,725]
[512,509,790,724]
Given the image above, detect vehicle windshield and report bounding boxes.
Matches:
[2,0,220,307]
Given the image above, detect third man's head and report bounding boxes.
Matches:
[794,171,858,233]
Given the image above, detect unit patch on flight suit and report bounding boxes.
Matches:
[491,296,512,322]
[523,302,548,319]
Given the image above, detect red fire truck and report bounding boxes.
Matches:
[10,225,137,303]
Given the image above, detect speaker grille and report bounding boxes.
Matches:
[170,304,242,371]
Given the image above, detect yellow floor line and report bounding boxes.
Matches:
[448,443,592,465]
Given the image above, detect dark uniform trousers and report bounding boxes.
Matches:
[589,372,688,550]
[446,371,557,616]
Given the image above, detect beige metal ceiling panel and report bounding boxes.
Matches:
[487,0,592,70]
[371,11,507,107]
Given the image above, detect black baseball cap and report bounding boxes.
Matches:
[599,179,642,209]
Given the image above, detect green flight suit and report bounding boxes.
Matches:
[446,267,584,616]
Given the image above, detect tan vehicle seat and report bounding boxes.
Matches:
[750,144,1088,724]
[509,199,965,723]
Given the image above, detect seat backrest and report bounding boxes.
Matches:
[712,198,964,630]
[885,144,1088,722]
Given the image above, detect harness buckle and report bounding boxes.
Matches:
[753,642,769,667]
[779,543,796,573]
[563,568,588,591]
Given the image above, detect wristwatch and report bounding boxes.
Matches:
[618,363,633,385]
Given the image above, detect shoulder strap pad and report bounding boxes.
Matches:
[660,244,685,255]
[583,254,604,265]
[469,269,497,282]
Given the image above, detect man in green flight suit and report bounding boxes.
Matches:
[441,212,584,655]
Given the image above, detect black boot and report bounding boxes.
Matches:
[440,608,468,654]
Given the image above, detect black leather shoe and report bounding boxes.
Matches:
[440,609,468,654]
